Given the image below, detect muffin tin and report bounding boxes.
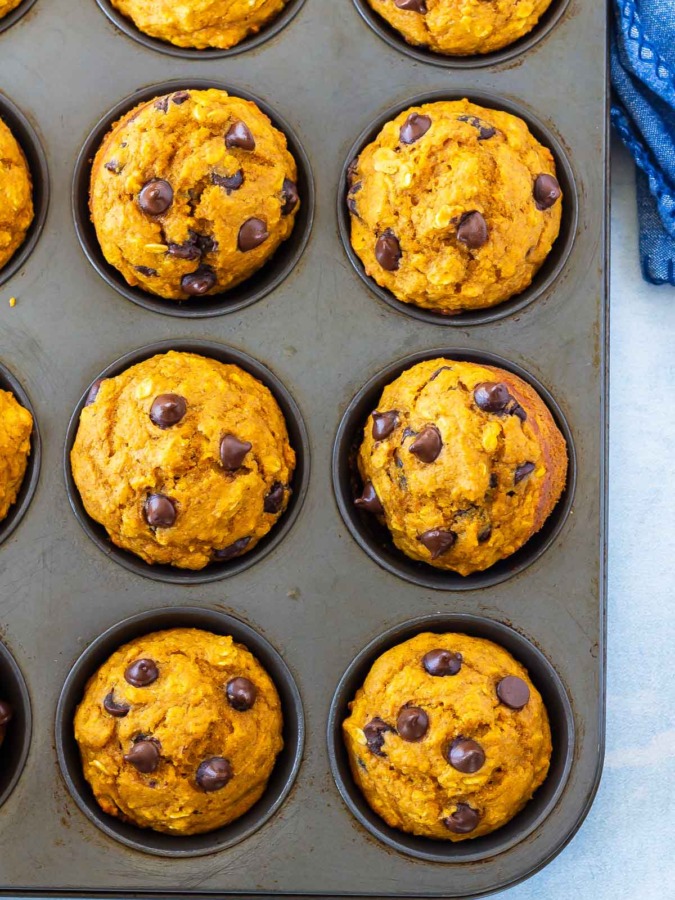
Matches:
[0,0,607,897]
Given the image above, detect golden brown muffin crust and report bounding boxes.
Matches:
[0,1,23,22]
[0,116,34,272]
[0,387,33,524]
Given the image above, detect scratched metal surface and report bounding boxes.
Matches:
[0,0,606,895]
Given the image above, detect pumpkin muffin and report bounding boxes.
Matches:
[365,0,554,57]
[347,99,562,314]
[0,2,23,22]
[0,387,33,525]
[343,632,552,840]
[355,358,567,575]
[70,351,296,569]
[0,116,34,272]
[110,0,289,50]
[75,628,284,835]
[89,88,300,301]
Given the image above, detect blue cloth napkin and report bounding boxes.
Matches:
[612,0,675,285]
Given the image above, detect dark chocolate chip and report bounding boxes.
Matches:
[474,382,511,414]
[193,232,218,254]
[181,265,216,295]
[497,675,531,709]
[214,536,251,561]
[447,737,486,774]
[238,217,269,252]
[171,91,190,105]
[150,393,187,429]
[125,659,159,688]
[375,229,402,271]
[154,97,169,113]
[478,525,492,543]
[418,529,457,559]
[400,112,432,145]
[196,757,233,792]
[144,494,177,528]
[167,240,201,261]
[281,178,299,216]
[212,170,244,193]
[103,691,130,718]
[355,481,384,515]
[395,0,428,11]
[489,473,498,489]
[372,410,398,441]
[534,174,562,210]
[429,365,453,381]
[124,740,160,774]
[347,181,362,215]
[226,121,255,151]
[220,434,252,470]
[397,706,429,742]
[104,159,122,174]
[514,462,535,484]
[347,157,359,185]
[457,114,497,141]
[364,717,394,757]
[423,649,462,677]
[457,210,489,249]
[444,804,480,834]
[401,427,417,442]
[0,700,13,726]
[264,482,285,514]
[510,402,528,422]
[226,677,258,712]
[134,265,157,277]
[138,179,174,216]
[409,425,442,463]
[85,378,105,407]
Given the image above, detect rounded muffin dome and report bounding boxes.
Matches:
[0,115,34,272]
[0,388,33,525]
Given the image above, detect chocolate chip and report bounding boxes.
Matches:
[104,159,122,174]
[489,473,498,489]
[409,425,442,463]
[103,691,130,718]
[474,382,511,413]
[355,481,384,515]
[395,0,427,11]
[124,740,160,774]
[419,529,457,559]
[281,178,299,216]
[150,393,187,428]
[144,494,177,528]
[347,182,362,215]
[154,97,169,113]
[238,217,269,252]
[457,210,488,249]
[138,179,173,216]
[497,675,531,709]
[220,434,252,470]
[212,170,244,193]
[214,536,251,561]
[478,525,492,543]
[375,229,402,271]
[125,659,159,688]
[181,265,216,295]
[457,115,497,141]
[447,737,486,774]
[397,706,429,742]
[510,402,527,422]
[429,365,453,381]
[134,265,157,277]
[85,378,105,407]
[264,482,285,514]
[0,700,13,726]
[196,757,233,792]
[193,232,218,254]
[372,410,398,441]
[400,112,432,145]
[347,157,359,185]
[364,717,394,757]
[444,804,480,834]
[226,677,257,712]
[534,174,562,210]
[226,121,255,151]
[167,240,201,261]
[423,649,462,677]
[514,462,535,484]
[171,91,190,105]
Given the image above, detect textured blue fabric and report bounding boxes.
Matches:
[612,0,675,284]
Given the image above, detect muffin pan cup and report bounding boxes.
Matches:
[0,0,38,36]
[0,640,32,810]
[0,0,607,896]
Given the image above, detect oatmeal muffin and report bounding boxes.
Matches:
[75,628,284,835]
[347,99,562,314]
[90,89,299,301]
[0,387,33,525]
[343,632,552,840]
[355,358,567,575]
[70,351,296,569]
[0,116,33,272]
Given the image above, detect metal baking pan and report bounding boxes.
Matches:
[0,0,607,896]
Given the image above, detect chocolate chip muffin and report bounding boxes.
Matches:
[355,359,567,576]
[89,89,300,301]
[70,351,296,569]
[110,0,289,50]
[0,1,23,21]
[347,99,562,314]
[0,699,13,749]
[74,628,284,835]
[0,387,33,525]
[0,116,34,272]
[343,632,552,840]
[366,0,554,56]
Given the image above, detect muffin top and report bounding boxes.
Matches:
[90,89,299,301]
[70,351,296,569]
[110,0,289,50]
[0,116,34,272]
[0,387,33,524]
[343,632,552,841]
[356,359,567,575]
[348,99,562,313]
[365,0,555,56]
[75,628,284,835]
[0,1,23,22]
